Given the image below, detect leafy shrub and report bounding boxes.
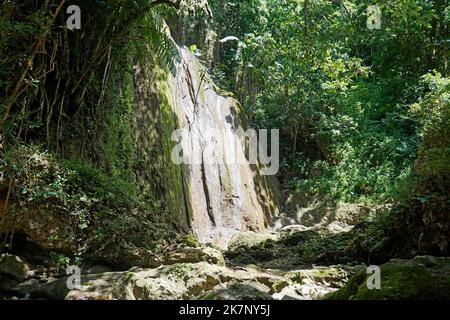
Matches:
[410,72,450,178]
[0,143,173,265]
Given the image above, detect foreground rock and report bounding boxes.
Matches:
[163,246,225,266]
[200,283,273,300]
[29,259,355,300]
[6,252,450,300]
[273,266,362,300]
[34,262,283,300]
[325,256,450,300]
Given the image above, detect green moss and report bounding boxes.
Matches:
[212,83,235,98]
[64,159,139,208]
[127,51,192,232]
[178,234,201,248]
[168,263,193,281]
[324,271,366,300]
[102,66,136,181]
[310,268,343,280]
[154,63,191,230]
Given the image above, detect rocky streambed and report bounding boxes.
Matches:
[0,250,359,300]
[1,226,449,300]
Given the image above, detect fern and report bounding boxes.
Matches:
[140,12,181,73]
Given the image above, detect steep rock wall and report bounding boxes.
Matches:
[132,55,192,233]
[169,48,280,248]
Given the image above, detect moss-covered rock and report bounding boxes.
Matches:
[325,256,450,300]
[228,231,277,251]
[227,228,356,270]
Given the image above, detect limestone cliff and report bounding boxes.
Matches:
[133,45,281,248]
[171,47,280,247]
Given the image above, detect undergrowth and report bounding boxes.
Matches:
[0,143,174,266]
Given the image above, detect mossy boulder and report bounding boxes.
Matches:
[0,254,31,281]
[325,256,450,300]
[163,246,225,266]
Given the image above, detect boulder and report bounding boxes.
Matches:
[287,266,357,288]
[325,256,450,300]
[271,266,358,300]
[0,254,31,281]
[279,224,309,237]
[200,282,273,300]
[85,265,115,274]
[119,262,234,300]
[163,247,225,266]
[228,231,277,251]
[31,272,124,300]
[0,278,40,295]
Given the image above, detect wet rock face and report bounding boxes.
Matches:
[171,47,280,248]
[325,256,450,300]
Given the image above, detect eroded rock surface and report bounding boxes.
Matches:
[20,243,356,300]
[3,241,448,301]
[171,47,280,248]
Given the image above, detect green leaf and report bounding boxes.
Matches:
[189,44,197,53]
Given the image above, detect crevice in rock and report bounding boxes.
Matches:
[200,150,215,226]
